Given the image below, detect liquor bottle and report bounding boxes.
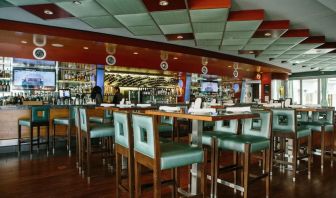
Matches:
[0,81,3,91]
[6,81,10,92]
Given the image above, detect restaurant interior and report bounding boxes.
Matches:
[0,0,336,197]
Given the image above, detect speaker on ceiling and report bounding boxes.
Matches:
[33,48,47,60]
[106,55,116,65]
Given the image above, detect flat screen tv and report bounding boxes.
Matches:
[12,68,56,91]
[233,83,240,93]
[201,81,219,93]
[59,89,71,98]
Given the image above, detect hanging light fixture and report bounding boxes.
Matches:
[105,43,117,65]
[160,51,169,70]
[201,57,208,74]
[233,62,239,78]
[159,0,169,6]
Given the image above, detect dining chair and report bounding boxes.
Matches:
[89,109,113,124]
[18,106,50,159]
[132,113,205,198]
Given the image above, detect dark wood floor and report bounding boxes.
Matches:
[0,150,335,198]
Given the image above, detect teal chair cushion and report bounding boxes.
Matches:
[308,122,334,132]
[160,142,203,170]
[89,124,115,138]
[19,119,31,127]
[204,121,215,127]
[218,135,270,153]
[297,127,311,138]
[158,124,173,134]
[89,116,104,124]
[53,117,70,125]
[202,131,236,146]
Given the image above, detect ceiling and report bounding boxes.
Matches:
[0,0,335,73]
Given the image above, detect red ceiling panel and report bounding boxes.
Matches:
[187,0,231,10]
[301,36,325,44]
[281,29,310,37]
[165,33,194,41]
[228,10,264,21]
[316,42,336,49]
[252,20,289,38]
[142,0,186,12]
[20,3,74,20]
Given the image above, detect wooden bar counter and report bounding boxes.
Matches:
[0,105,102,140]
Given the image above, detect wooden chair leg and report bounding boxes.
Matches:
[87,137,91,184]
[292,139,298,182]
[201,149,206,198]
[265,148,271,198]
[233,151,238,194]
[30,127,33,159]
[128,153,135,198]
[212,138,218,197]
[134,161,141,198]
[331,129,335,167]
[81,136,85,177]
[68,124,71,156]
[172,168,179,198]
[53,123,56,154]
[18,124,21,156]
[153,168,161,198]
[308,135,312,179]
[46,126,50,155]
[321,129,326,170]
[37,126,40,151]
[116,151,121,198]
[243,144,251,198]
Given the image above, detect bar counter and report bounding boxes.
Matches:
[0,105,102,140]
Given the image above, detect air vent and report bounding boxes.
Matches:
[33,48,46,60]
[106,55,116,65]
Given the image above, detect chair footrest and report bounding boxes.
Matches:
[218,164,243,173]
[141,179,175,192]
[208,175,244,193]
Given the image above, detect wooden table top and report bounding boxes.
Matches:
[145,110,259,122]
[96,106,158,111]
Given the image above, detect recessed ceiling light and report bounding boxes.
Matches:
[177,35,183,39]
[302,65,306,68]
[228,65,232,68]
[83,46,89,50]
[173,57,178,60]
[73,0,81,5]
[133,52,139,55]
[21,40,27,44]
[249,51,254,54]
[51,43,63,47]
[159,0,169,6]
[264,32,272,37]
[44,9,54,15]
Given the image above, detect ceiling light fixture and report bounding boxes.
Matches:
[21,40,27,44]
[173,57,178,60]
[177,35,183,39]
[228,65,232,68]
[44,9,54,15]
[83,46,89,50]
[159,0,169,6]
[73,0,81,5]
[133,52,139,55]
[264,32,272,37]
[249,51,254,54]
[51,43,64,47]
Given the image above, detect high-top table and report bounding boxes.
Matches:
[145,110,259,195]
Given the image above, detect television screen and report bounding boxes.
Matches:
[201,81,219,93]
[233,83,240,93]
[13,68,56,90]
[59,89,70,98]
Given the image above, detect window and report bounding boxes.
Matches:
[289,80,301,104]
[327,78,336,107]
[302,79,318,105]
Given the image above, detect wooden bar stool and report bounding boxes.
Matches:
[272,108,312,182]
[132,113,206,198]
[214,110,272,198]
[73,107,82,173]
[52,106,76,156]
[79,108,115,184]
[90,109,113,124]
[18,106,50,159]
[114,111,134,198]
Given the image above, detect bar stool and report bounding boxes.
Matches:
[18,106,50,159]
[114,111,134,198]
[73,107,82,173]
[201,119,238,195]
[79,108,115,184]
[214,110,272,198]
[132,114,205,198]
[90,109,113,124]
[307,109,334,169]
[158,116,174,138]
[52,106,76,156]
[272,108,312,182]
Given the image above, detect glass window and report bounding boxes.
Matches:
[327,78,336,107]
[289,80,301,104]
[302,79,318,105]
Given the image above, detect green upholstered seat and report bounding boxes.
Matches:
[89,124,115,138]
[158,124,173,134]
[202,119,238,146]
[302,110,334,133]
[204,121,215,127]
[89,116,104,123]
[218,111,272,153]
[19,119,31,127]
[218,135,269,153]
[90,109,113,124]
[160,142,203,170]
[53,117,70,125]
[297,127,311,138]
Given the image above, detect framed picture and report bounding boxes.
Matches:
[264,84,270,94]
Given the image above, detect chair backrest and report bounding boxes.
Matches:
[311,109,334,124]
[69,106,77,121]
[214,119,238,134]
[73,106,80,128]
[132,114,158,159]
[79,108,89,132]
[114,111,131,148]
[297,111,309,122]
[271,108,296,133]
[104,109,114,121]
[242,110,272,138]
[160,116,173,125]
[31,106,50,123]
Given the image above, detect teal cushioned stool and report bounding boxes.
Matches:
[132,114,205,198]
[271,108,312,182]
[114,111,135,197]
[89,109,113,124]
[52,106,76,156]
[79,108,115,184]
[158,116,174,140]
[18,106,50,159]
[214,110,272,198]
[307,109,335,169]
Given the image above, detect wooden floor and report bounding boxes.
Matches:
[0,150,336,198]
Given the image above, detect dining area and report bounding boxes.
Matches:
[4,100,334,198]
